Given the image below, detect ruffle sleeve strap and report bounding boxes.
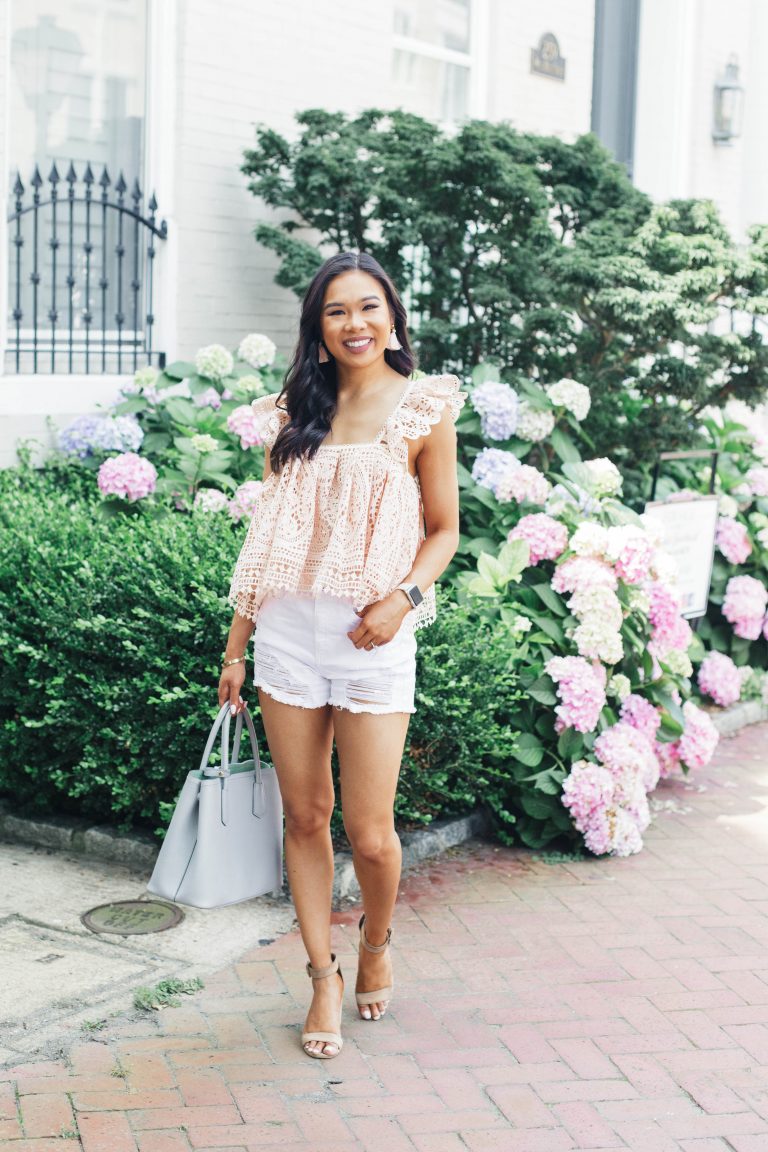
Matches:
[251,393,289,450]
[396,374,467,441]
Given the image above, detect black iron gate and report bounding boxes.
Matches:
[7,162,167,375]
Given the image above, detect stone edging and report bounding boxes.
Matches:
[0,798,493,907]
[0,700,763,903]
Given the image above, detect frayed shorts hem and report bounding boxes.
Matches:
[255,679,416,716]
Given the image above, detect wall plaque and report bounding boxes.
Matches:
[642,496,719,619]
[531,33,566,81]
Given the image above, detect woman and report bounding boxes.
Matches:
[218,251,465,1059]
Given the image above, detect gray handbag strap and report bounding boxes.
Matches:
[200,704,262,779]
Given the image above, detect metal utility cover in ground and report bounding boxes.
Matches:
[81,899,184,935]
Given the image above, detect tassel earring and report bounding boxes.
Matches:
[318,342,330,364]
[387,325,403,351]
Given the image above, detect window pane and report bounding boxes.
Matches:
[393,49,470,123]
[10,0,147,182]
[394,0,471,54]
[8,1,150,373]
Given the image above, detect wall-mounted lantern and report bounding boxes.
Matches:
[712,56,744,144]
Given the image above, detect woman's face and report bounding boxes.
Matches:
[319,269,394,369]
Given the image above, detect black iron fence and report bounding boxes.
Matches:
[7,163,167,375]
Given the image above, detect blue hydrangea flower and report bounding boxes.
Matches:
[58,414,143,457]
[471,447,521,491]
[470,380,519,441]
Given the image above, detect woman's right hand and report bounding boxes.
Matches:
[218,662,247,715]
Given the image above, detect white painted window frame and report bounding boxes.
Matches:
[0,0,178,379]
[392,0,490,123]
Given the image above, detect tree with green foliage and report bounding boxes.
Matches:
[243,109,768,501]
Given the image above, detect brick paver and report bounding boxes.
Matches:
[3,721,768,1150]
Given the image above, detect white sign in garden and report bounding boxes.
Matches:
[642,495,719,619]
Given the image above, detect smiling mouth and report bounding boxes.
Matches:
[343,338,373,350]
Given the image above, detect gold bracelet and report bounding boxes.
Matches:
[222,655,246,667]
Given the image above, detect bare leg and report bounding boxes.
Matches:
[257,689,342,1056]
[335,708,411,1019]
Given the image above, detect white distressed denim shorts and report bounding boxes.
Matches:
[252,592,417,715]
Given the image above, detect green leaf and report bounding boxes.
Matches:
[550,424,582,464]
[526,675,557,705]
[163,360,197,381]
[557,727,583,761]
[530,582,567,617]
[164,398,198,425]
[477,552,505,587]
[512,733,545,768]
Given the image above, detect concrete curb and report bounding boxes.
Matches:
[710,699,768,737]
[0,798,494,908]
[0,698,762,892]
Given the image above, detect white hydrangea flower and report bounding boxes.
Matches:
[238,333,277,369]
[661,649,693,678]
[515,401,555,443]
[718,493,739,519]
[607,674,632,701]
[134,365,159,390]
[583,458,622,497]
[195,344,234,381]
[509,615,532,637]
[237,373,267,397]
[573,617,623,664]
[193,488,229,513]
[627,587,651,615]
[570,522,609,558]
[569,585,623,630]
[190,433,220,454]
[545,378,591,421]
[651,549,679,588]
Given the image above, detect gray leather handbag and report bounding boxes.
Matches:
[147,703,283,908]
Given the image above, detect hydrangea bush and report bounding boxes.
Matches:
[654,413,768,699]
[56,334,283,513]
[450,367,719,856]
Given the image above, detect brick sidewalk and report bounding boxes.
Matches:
[3,723,768,1151]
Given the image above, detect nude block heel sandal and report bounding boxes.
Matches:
[355,914,393,1018]
[301,954,344,1059]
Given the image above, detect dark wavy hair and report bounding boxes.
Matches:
[269,251,415,472]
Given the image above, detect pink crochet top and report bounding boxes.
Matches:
[228,373,466,631]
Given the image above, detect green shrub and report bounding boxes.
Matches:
[0,466,522,838]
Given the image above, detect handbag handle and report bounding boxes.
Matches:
[199,704,262,780]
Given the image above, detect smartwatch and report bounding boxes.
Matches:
[396,582,424,609]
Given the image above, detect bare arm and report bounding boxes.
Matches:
[347,407,460,648]
[217,446,273,710]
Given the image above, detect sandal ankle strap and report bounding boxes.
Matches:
[306,953,341,980]
[359,915,392,954]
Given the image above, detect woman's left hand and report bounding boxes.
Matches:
[347,592,411,649]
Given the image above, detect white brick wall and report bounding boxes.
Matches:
[486,0,595,139]
[171,0,393,358]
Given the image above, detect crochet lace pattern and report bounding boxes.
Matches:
[228,373,466,631]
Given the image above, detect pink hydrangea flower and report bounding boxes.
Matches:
[677,701,719,770]
[228,480,263,522]
[697,651,741,708]
[552,556,618,596]
[647,582,693,656]
[97,452,157,501]
[747,466,768,498]
[495,464,551,506]
[194,387,222,410]
[620,694,662,743]
[715,517,752,565]
[561,760,615,826]
[227,405,264,449]
[594,721,660,793]
[722,575,768,640]
[508,513,568,565]
[655,739,682,779]
[193,488,229,513]
[607,528,655,585]
[546,655,607,733]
